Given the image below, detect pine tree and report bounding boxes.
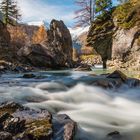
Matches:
[95,0,112,19]
[0,0,21,26]
[75,0,112,27]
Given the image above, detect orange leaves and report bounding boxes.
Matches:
[32,25,47,44]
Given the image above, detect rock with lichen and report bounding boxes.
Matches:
[0,102,77,140]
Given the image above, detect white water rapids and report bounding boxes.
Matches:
[0,71,140,140]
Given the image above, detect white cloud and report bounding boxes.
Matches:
[18,0,75,26]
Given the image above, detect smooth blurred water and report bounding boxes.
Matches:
[0,70,140,140]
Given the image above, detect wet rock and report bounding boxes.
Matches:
[0,113,12,124]
[13,109,52,122]
[0,131,12,140]
[125,77,140,87]
[74,65,92,71]
[52,114,77,140]
[4,117,25,134]
[0,102,77,140]
[23,73,36,78]
[21,119,52,140]
[92,78,123,89]
[0,101,24,114]
[107,131,122,140]
[107,70,127,82]
[13,66,28,73]
[64,122,76,140]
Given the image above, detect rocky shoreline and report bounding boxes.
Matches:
[0,101,77,140]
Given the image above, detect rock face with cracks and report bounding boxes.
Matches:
[17,19,73,69]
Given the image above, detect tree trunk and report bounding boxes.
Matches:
[103,60,107,69]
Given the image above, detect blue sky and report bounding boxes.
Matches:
[19,0,118,27]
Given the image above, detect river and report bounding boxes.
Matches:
[0,70,140,140]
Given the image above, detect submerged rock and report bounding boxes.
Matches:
[107,131,122,140]
[23,73,36,78]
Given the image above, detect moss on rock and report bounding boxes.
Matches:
[25,119,52,139]
[113,1,140,29]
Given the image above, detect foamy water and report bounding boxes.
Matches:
[0,71,140,140]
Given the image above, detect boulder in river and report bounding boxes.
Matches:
[107,70,127,81]
[107,131,122,140]
[23,73,36,78]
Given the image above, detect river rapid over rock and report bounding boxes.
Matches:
[0,70,140,140]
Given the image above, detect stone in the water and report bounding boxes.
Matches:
[52,114,77,140]
[64,122,77,140]
[4,117,25,134]
[107,131,122,140]
[107,70,127,81]
[23,73,36,78]
[23,119,52,140]
[0,131,12,140]
[74,64,92,71]
[0,101,24,115]
[0,113,11,124]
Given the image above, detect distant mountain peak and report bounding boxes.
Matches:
[69,26,89,40]
[27,20,50,29]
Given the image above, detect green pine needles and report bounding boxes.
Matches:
[0,0,21,27]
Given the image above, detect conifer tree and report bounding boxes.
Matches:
[95,0,112,19]
[0,0,21,26]
[75,0,112,27]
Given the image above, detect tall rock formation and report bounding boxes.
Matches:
[87,0,140,70]
[87,12,115,68]
[18,20,73,68]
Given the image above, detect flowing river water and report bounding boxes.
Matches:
[0,69,140,140]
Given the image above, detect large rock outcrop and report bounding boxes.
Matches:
[0,21,10,48]
[18,20,73,68]
[87,13,115,68]
[87,0,140,70]
[42,19,73,67]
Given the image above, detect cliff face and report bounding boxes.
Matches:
[87,12,115,68]
[8,24,39,48]
[0,21,10,48]
[87,0,140,70]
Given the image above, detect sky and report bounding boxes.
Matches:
[18,0,118,27]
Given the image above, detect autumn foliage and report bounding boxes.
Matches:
[32,25,47,44]
[8,26,29,49]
